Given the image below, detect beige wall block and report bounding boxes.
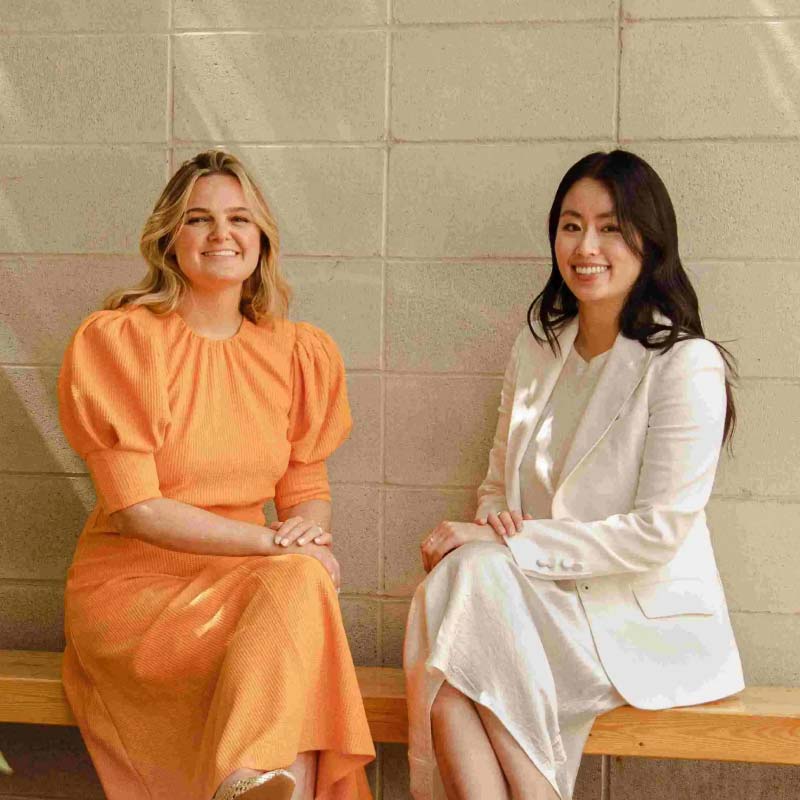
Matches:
[339,597,380,666]
[621,22,800,139]
[330,485,381,594]
[173,33,385,142]
[0,0,168,31]
[610,756,800,800]
[0,256,144,365]
[624,0,800,18]
[732,611,800,685]
[0,581,65,650]
[381,600,411,667]
[0,367,84,473]
[0,476,93,581]
[395,0,616,22]
[632,142,800,259]
[385,375,500,486]
[715,380,800,498]
[708,498,800,614]
[1,36,167,143]
[174,0,385,27]
[0,723,104,798]
[392,26,616,141]
[387,142,610,258]
[175,146,383,256]
[0,146,168,252]
[383,488,475,596]
[386,261,548,373]
[285,259,383,370]
[689,261,800,379]
[327,374,382,483]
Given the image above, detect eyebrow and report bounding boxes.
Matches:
[559,209,617,219]
[184,206,251,214]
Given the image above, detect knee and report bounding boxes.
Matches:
[251,553,332,596]
[431,681,466,721]
[442,540,512,576]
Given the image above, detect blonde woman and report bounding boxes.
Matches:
[58,151,374,800]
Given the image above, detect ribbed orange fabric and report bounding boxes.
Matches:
[58,306,374,800]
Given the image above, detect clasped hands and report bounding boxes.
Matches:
[268,516,340,589]
[420,510,533,573]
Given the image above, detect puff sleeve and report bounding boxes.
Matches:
[274,323,352,513]
[58,310,170,515]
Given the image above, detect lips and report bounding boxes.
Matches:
[201,249,239,257]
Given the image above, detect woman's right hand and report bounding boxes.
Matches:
[475,510,533,538]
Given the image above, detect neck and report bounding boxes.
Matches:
[178,285,244,340]
[574,303,621,360]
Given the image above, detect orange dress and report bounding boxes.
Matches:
[57,305,375,800]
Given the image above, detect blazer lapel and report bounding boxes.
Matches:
[504,319,578,509]
[556,333,653,495]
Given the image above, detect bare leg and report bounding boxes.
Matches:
[431,682,510,800]
[475,705,559,800]
[288,752,317,799]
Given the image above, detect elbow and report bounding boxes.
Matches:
[110,499,161,537]
[632,507,698,568]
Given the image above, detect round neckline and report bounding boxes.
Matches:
[172,311,252,344]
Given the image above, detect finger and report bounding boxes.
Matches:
[474,517,487,525]
[296,523,323,546]
[510,510,524,534]
[313,531,333,546]
[523,514,534,520]
[486,513,506,538]
[274,517,304,546]
[498,511,516,537]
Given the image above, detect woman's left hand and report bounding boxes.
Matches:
[270,517,333,547]
[420,521,503,573]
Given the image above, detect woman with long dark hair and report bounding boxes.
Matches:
[404,150,743,799]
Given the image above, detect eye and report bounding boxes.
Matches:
[231,215,251,224]
[185,215,210,225]
[561,222,581,232]
[602,223,621,233]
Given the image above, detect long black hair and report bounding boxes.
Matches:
[528,149,736,445]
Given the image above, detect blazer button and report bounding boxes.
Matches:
[560,558,584,571]
[536,558,554,569]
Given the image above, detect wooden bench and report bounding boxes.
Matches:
[1,651,799,765]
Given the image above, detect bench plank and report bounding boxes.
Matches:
[1,652,798,765]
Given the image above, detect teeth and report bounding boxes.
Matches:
[202,250,238,256]
[574,265,609,275]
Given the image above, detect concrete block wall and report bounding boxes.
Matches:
[1,1,799,797]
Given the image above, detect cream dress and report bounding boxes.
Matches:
[404,348,625,800]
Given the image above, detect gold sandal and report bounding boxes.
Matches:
[213,768,295,800]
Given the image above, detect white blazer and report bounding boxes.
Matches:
[476,318,744,710]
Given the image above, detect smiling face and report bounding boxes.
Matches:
[555,177,643,320]
[172,173,262,295]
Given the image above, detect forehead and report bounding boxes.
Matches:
[560,178,615,215]
[187,173,247,207]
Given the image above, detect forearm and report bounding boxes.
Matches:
[111,497,285,557]
[278,498,332,530]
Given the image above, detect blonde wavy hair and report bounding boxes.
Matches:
[106,150,291,322]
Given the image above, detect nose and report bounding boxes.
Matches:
[208,218,231,242]
[576,226,600,256]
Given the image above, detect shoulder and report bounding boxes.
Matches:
[65,306,169,372]
[73,305,162,343]
[291,320,344,364]
[651,336,725,376]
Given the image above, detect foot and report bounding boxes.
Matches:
[213,768,296,800]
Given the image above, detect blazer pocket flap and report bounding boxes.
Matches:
[633,578,715,619]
